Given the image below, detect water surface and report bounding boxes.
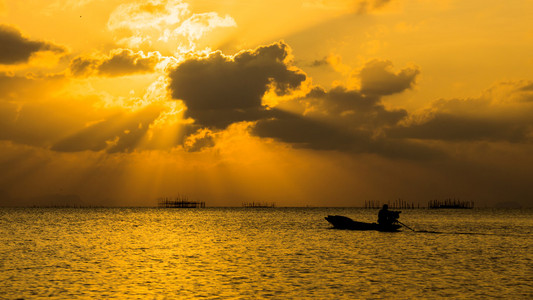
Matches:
[1,208,531,299]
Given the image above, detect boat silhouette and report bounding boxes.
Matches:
[325,215,402,232]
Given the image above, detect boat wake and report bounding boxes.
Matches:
[413,230,496,236]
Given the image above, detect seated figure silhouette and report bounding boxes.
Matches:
[378,204,400,227]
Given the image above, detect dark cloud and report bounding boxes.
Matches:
[304,86,408,128]
[245,63,443,159]
[519,82,533,91]
[0,74,86,148]
[357,0,393,14]
[388,82,533,143]
[166,42,434,158]
[70,57,99,77]
[308,57,330,67]
[253,109,359,151]
[0,24,65,64]
[183,128,216,152]
[0,100,60,147]
[52,105,163,153]
[183,107,271,129]
[0,72,64,102]
[357,0,391,14]
[389,113,532,143]
[516,81,533,102]
[70,49,161,77]
[251,92,439,159]
[0,72,180,153]
[359,59,419,96]
[173,39,496,159]
[168,41,306,128]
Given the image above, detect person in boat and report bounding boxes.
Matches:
[378,204,400,226]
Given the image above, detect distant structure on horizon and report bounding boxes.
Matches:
[428,198,474,209]
[365,199,420,209]
[242,202,276,208]
[158,195,205,208]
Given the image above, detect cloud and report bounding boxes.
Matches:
[0,24,65,64]
[166,41,434,158]
[173,12,236,43]
[252,109,362,151]
[0,89,100,148]
[357,0,393,14]
[359,59,419,96]
[107,0,236,51]
[303,0,393,13]
[307,53,350,75]
[0,71,181,153]
[302,86,408,128]
[108,0,189,33]
[70,49,163,77]
[389,113,531,142]
[107,0,189,48]
[388,81,533,143]
[168,41,306,128]
[0,72,65,101]
[252,109,441,160]
[52,104,164,153]
[252,89,438,159]
[309,58,329,67]
[519,82,533,92]
[0,72,144,151]
[183,128,216,152]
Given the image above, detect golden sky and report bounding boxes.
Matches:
[1,0,532,207]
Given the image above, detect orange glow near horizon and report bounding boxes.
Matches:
[1,0,533,207]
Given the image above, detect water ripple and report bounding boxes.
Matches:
[0,207,531,299]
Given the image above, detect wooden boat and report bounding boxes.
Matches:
[325,215,401,232]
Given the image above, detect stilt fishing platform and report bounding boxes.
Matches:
[242,202,276,208]
[158,195,205,208]
[428,198,474,209]
[365,199,420,209]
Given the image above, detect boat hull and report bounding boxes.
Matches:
[325,215,401,232]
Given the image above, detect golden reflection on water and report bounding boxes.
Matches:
[0,208,532,299]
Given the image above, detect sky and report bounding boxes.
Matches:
[1,0,532,207]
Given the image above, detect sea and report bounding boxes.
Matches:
[0,207,531,299]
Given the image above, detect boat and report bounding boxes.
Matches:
[325,215,402,232]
